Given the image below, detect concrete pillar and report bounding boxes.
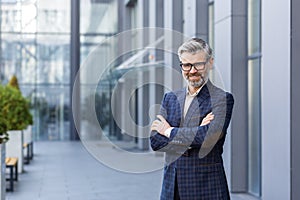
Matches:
[261,0,290,199]
[70,0,80,140]
[164,0,184,92]
[291,0,300,199]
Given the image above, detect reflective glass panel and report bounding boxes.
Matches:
[248,58,261,196]
[247,0,261,196]
[1,0,70,141]
[79,0,118,141]
[248,0,261,55]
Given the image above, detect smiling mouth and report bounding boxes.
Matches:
[188,74,201,78]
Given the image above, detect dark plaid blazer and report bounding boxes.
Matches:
[150,80,234,200]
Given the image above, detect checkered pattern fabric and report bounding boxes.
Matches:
[150,80,234,200]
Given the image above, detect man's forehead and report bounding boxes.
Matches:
[179,51,207,60]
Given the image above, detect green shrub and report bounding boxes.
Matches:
[8,75,33,126]
[0,115,9,144]
[8,75,20,90]
[0,85,32,132]
[0,85,9,143]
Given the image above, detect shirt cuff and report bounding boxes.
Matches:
[164,127,174,138]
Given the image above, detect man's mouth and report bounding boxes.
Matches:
[188,74,201,78]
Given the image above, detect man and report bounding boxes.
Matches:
[150,38,234,200]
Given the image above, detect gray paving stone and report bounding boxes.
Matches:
[6,141,162,200]
[5,141,250,200]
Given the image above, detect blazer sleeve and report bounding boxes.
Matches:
[150,93,174,151]
[169,93,234,154]
[150,91,234,156]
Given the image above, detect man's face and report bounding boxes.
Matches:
[179,51,212,89]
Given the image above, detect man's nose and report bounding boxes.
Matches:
[190,66,198,73]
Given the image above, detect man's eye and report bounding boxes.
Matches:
[194,63,203,67]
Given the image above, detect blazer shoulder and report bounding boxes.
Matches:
[163,88,185,99]
[226,92,234,101]
[207,82,234,103]
[170,88,186,95]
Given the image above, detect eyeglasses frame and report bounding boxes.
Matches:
[179,60,209,72]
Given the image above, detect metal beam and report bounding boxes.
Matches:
[70,0,80,140]
[291,0,300,199]
[231,0,248,192]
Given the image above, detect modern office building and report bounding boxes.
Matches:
[1,0,299,199]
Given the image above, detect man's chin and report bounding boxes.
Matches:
[188,77,200,82]
[189,80,204,88]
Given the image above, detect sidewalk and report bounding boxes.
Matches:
[5,141,254,200]
[6,141,162,200]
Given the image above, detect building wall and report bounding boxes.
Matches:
[215,0,292,199]
[213,0,234,191]
[116,0,294,199]
[261,1,291,199]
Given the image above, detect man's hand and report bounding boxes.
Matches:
[200,112,214,126]
[151,115,171,136]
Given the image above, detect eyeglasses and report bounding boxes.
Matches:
[180,61,207,72]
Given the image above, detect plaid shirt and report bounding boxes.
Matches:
[150,80,234,200]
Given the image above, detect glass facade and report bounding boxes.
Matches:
[247,0,261,196]
[1,0,71,141]
[208,0,214,50]
[208,0,215,81]
[79,0,119,141]
[0,0,118,141]
[80,0,118,62]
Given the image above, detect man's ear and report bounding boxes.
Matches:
[209,58,214,69]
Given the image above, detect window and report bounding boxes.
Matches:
[247,0,261,196]
[208,0,214,81]
[208,0,214,50]
[1,0,71,141]
[79,0,118,139]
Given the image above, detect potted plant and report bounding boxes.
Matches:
[0,86,9,143]
[9,75,34,162]
[8,75,20,90]
[4,85,32,130]
[3,80,33,173]
[7,75,33,128]
[0,117,8,200]
[0,85,10,200]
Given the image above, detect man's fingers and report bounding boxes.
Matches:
[206,112,213,117]
[151,122,158,131]
[204,113,214,120]
[207,115,214,120]
[151,126,157,131]
[200,113,215,126]
[152,120,161,125]
[156,115,167,123]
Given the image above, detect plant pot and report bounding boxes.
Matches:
[23,125,32,145]
[0,143,6,200]
[23,125,33,163]
[6,130,24,173]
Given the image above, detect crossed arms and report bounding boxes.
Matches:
[150,92,234,157]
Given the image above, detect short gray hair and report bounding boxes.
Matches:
[178,38,213,60]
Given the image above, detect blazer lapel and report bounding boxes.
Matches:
[176,88,186,124]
